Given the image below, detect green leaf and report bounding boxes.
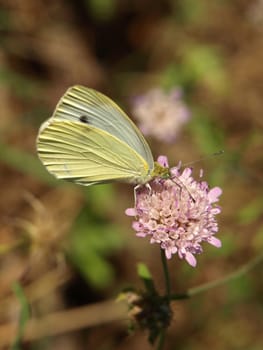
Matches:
[86,0,116,20]
[0,67,42,98]
[83,184,115,213]
[137,263,152,280]
[67,204,124,289]
[175,0,205,23]
[0,141,59,186]
[182,45,227,93]
[252,225,263,250]
[11,283,30,350]
[189,108,225,153]
[226,275,253,302]
[238,198,263,225]
[137,263,157,294]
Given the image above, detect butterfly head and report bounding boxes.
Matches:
[152,161,170,180]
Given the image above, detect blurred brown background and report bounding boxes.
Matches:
[0,0,263,349]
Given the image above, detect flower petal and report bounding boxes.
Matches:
[208,236,222,248]
[185,252,197,267]
[157,155,169,168]
[125,208,137,216]
[182,167,192,178]
[208,187,222,203]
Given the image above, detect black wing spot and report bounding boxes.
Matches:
[79,115,89,124]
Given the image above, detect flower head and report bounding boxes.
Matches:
[126,156,222,267]
[131,88,190,142]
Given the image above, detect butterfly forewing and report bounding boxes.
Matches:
[50,86,154,171]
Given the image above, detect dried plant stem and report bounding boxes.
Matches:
[1,252,263,346]
[0,300,128,347]
[0,268,71,319]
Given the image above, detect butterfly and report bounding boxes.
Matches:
[37,85,168,186]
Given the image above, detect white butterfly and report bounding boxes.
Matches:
[37,85,168,186]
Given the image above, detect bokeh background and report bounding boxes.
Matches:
[0,0,263,349]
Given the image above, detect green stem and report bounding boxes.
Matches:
[189,251,263,296]
[156,330,165,350]
[170,251,263,300]
[160,249,171,299]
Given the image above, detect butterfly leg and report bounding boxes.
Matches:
[133,183,152,207]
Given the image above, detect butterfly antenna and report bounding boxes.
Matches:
[181,150,224,167]
[169,174,196,203]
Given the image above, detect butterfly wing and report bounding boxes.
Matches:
[49,85,154,171]
[37,120,152,185]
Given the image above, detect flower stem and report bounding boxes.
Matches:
[156,330,165,350]
[170,251,263,300]
[160,249,171,300]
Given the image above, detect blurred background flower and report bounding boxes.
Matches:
[131,87,190,142]
[248,0,263,27]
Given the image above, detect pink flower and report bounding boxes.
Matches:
[126,156,222,267]
[131,88,190,143]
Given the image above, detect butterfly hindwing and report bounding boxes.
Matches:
[37,120,151,185]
